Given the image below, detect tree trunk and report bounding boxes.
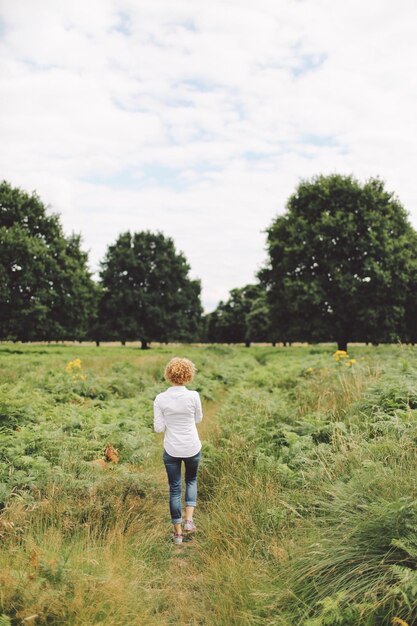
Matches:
[121,340,126,346]
[272,341,276,347]
[141,340,150,350]
[337,339,348,351]
[245,340,250,348]
[95,340,100,347]
[283,341,287,347]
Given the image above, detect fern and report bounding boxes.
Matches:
[389,565,417,610]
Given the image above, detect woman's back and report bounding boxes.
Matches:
[154,385,203,457]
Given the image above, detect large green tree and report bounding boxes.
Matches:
[98,231,202,348]
[0,181,95,341]
[259,174,417,351]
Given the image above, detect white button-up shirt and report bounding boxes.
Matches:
[154,385,203,457]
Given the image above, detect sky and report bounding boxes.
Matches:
[1,0,416,312]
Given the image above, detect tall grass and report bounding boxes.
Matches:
[0,344,258,624]
[2,344,417,624]
[174,345,417,625]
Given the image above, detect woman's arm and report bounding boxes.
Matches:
[194,392,203,424]
[153,398,166,432]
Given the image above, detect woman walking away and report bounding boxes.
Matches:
[154,357,203,545]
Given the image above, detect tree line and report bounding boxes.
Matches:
[0,181,202,349]
[1,175,417,350]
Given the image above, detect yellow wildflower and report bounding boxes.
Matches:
[65,359,85,381]
[66,358,82,372]
[333,350,349,361]
[343,358,356,367]
[306,367,314,374]
[392,618,409,626]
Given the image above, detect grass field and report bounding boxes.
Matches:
[1,343,417,625]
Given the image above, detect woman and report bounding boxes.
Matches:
[154,356,203,544]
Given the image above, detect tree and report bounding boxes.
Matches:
[403,230,417,345]
[98,231,203,348]
[0,181,95,341]
[259,174,417,351]
[207,283,269,346]
[86,282,105,346]
[245,288,272,344]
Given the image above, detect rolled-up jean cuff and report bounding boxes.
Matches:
[185,502,196,506]
[172,517,182,524]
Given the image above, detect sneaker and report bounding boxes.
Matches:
[183,519,196,534]
[172,532,183,545]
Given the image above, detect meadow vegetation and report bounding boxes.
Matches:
[1,343,417,625]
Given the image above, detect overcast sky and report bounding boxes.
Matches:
[1,1,416,311]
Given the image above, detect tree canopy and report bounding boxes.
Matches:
[98,231,203,348]
[0,181,95,341]
[259,174,417,350]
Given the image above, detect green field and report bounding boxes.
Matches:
[1,343,417,625]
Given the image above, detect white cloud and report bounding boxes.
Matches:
[1,0,417,311]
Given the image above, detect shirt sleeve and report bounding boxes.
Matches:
[153,398,166,433]
[194,392,203,424]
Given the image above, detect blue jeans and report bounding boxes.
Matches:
[162,448,201,524]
